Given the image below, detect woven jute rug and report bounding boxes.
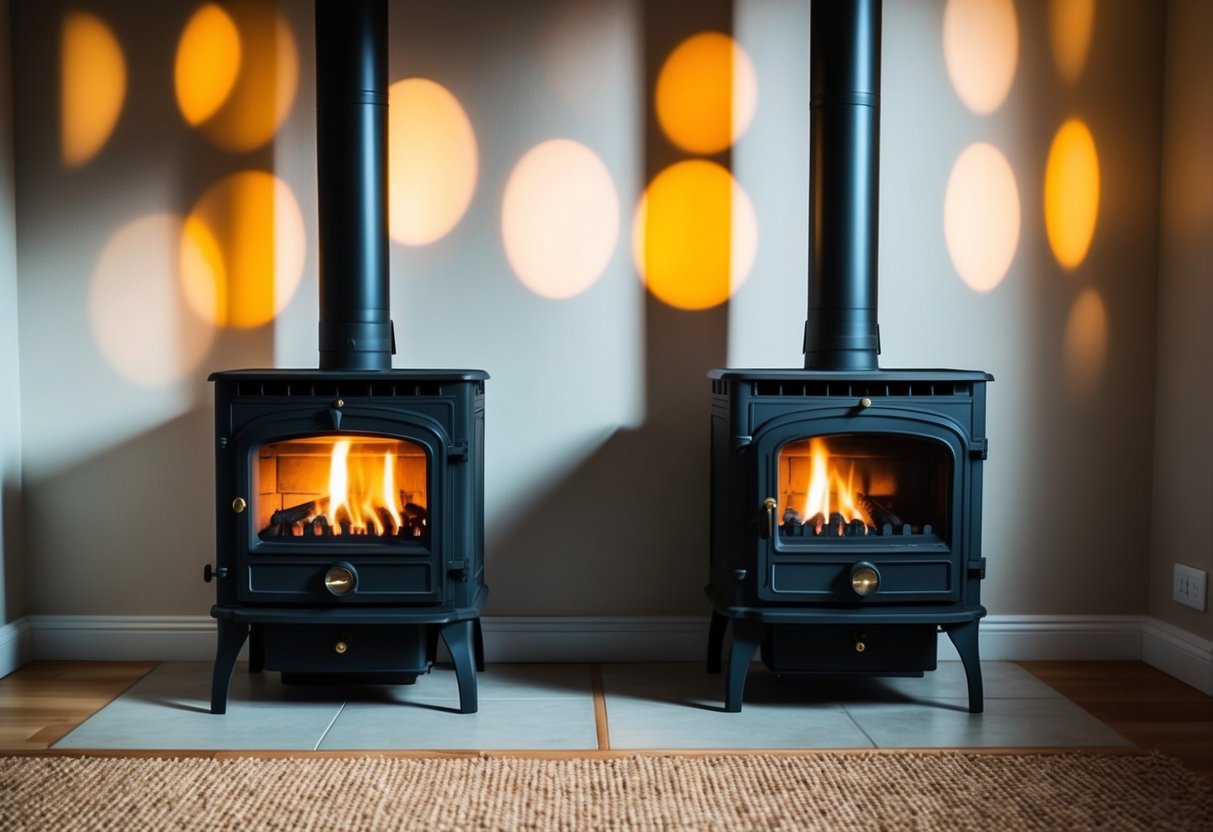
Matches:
[2,751,1211,831]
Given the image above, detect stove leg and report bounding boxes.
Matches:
[943,620,983,714]
[724,619,764,713]
[472,617,486,672]
[706,610,728,673]
[211,620,249,715]
[440,620,479,715]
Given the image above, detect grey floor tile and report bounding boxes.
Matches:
[386,663,593,702]
[55,663,342,750]
[319,698,599,750]
[601,663,873,749]
[845,696,1133,748]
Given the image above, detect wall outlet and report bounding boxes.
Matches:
[1173,563,1208,611]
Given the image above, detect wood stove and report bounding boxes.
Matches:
[705,0,990,713]
[205,0,487,714]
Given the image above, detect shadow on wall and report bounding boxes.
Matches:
[486,0,737,616]
[23,408,217,616]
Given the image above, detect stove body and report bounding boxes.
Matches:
[706,369,989,712]
[208,371,486,713]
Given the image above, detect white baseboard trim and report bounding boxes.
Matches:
[1142,618,1213,696]
[0,617,32,677]
[20,613,1152,664]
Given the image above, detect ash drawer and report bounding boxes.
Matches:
[762,623,938,674]
[261,623,429,674]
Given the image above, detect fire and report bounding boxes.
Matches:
[323,440,400,535]
[797,438,873,535]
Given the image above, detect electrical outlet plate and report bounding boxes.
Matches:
[1173,563,1208,611]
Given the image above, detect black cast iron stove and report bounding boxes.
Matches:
[205,0,487,714]
[706,0,990,713]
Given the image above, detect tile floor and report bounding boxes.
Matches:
[53,660,1131,751]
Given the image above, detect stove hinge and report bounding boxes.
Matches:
[967,557,987,579]
[448,560,468,580]
[969,438,988,460]
[447,440,469,462]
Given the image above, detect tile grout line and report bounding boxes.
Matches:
[591,664,610,751]
[314,702,348,751]
[838,703,880,749]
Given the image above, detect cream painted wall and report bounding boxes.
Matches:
[0,0,25,624]
[9,0,1168,623]
[1151,0,1213,640]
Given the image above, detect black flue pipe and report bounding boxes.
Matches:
[803,0,881,371]
[315,0,394,370]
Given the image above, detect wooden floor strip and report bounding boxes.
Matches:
[591,663,610,751]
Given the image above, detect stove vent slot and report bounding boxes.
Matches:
[233,380,445,398]
[750,381,973,398]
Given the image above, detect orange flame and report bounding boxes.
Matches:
[321,440,400,536]
[800,438,872,534]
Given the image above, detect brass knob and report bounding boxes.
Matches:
[334,398,345,408]
[851,564,879,596]
[859,397,872,408]
[855,640,866,653]
[231,497,247,514]
[324,564,356,596]
[334,641,348,654]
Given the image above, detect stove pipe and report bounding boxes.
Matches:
[803,0,881,371]
[315,0,395,371]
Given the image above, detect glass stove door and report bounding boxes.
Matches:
[252,435,430,546]
[775,433,953,545]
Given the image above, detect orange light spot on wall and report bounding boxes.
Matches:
[387,78,478,246]
[944,143,1021,292]
[1064,287,1108,401]
[632,160,757,310]
[655,32,758,155]
[60,12,126,168]
[89,214,217,387]
[502,139,619,299]
[180,171,306,329]
[174,4,242,126]
[1045,118,1101,270]
[943,0,1019,115]
[1049,0,1096,84]
[176,1,298,151]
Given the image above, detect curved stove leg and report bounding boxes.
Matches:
[211,619,249,715]
[440,619,479,714]
[724,618,764,713]
[944,620,984,714]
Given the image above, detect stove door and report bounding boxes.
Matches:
[224,407,449,605]
[753,411,967,604]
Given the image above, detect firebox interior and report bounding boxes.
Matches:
[776,433,951,541]
[253,435,428,544]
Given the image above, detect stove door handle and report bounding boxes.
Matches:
[761,498,777,540]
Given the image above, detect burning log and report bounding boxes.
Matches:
[271,500,317,526]
[782,507,803,527]
[805,512,825,535]
[858,493,902,534]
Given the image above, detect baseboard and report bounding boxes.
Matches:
[0,617,31,677]
[1142,618,1213,696]
[27,615,219,662]
[940,615,1145,662]
[22,613,1148,664]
